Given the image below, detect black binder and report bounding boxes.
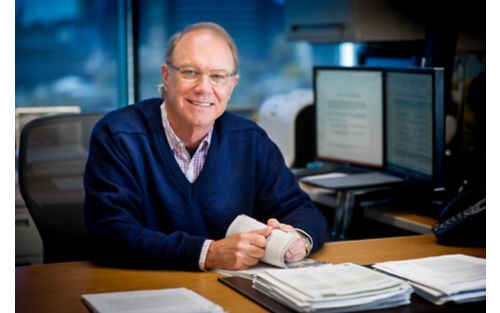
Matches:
[218,276,294,313]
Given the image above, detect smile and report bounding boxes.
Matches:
[188,99,214,107]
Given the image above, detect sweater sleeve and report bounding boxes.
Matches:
[254,133,328,254]
[84,119,205,270]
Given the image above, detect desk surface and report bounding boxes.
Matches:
[16,234,486,313]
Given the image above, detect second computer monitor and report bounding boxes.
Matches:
[385,67,445,190]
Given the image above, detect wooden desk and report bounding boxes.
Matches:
[16,235,486,313]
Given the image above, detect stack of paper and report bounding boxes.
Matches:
[372,254,486,305]
[252,263,413,312]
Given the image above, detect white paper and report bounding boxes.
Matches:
[214,263,284,280]
[411,281,486,305]
[225,214,297,268]
[251,263,413,312]
[373,254,485,295]
[264,263,404,299]
[214,258,328,279]
[81,288,224,313]
[373,254,485,305]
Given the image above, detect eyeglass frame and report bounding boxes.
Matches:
[166,62,237,87]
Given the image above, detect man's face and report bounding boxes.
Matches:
[161,29,239,135]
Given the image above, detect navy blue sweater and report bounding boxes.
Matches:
[84,98,327,270]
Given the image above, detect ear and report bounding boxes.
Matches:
[228,74,239,94]
[161,63,169,86]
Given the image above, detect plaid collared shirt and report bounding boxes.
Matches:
[160,102,214,270]
[160,103,212,183]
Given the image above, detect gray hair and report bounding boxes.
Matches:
[158,22,239,98]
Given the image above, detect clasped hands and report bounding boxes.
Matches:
[205,218,306,270]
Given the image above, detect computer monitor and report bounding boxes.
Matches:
[313,66,384,168]
[384,67,445,193]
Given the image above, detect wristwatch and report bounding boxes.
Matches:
[299,233,313,256]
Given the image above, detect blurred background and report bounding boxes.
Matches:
[15,0,485,140]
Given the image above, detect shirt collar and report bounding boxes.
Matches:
[160,102,213,152]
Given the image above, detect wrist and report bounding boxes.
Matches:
[200,240,215,270]
[297,231,313,256]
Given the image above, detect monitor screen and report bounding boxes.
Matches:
[384,67,445,191]
[314,67,384,168]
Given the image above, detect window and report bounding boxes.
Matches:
[16,0,343,113]
[15,0,123,113]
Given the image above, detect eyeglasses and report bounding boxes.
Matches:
[167,62,236,87]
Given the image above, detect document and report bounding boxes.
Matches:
[252,263,413,312]
[81,288,224,313]
[373,254,486,305]
[225,214,298,268]
[259,263,405,299]
[215,258,328,280]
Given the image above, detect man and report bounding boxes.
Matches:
[84,22,327,271]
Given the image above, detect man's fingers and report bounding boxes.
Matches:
[252,226,272,239]
[267,218,280,228]
[206,233,268,270]
[266,219,297,234]
[246,244,266,259]
[236,250,261,267]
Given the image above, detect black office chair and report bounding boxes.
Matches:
[18,113,103,263]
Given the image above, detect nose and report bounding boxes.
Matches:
[194,73,213,93]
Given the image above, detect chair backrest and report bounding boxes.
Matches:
[18,113,103,263]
